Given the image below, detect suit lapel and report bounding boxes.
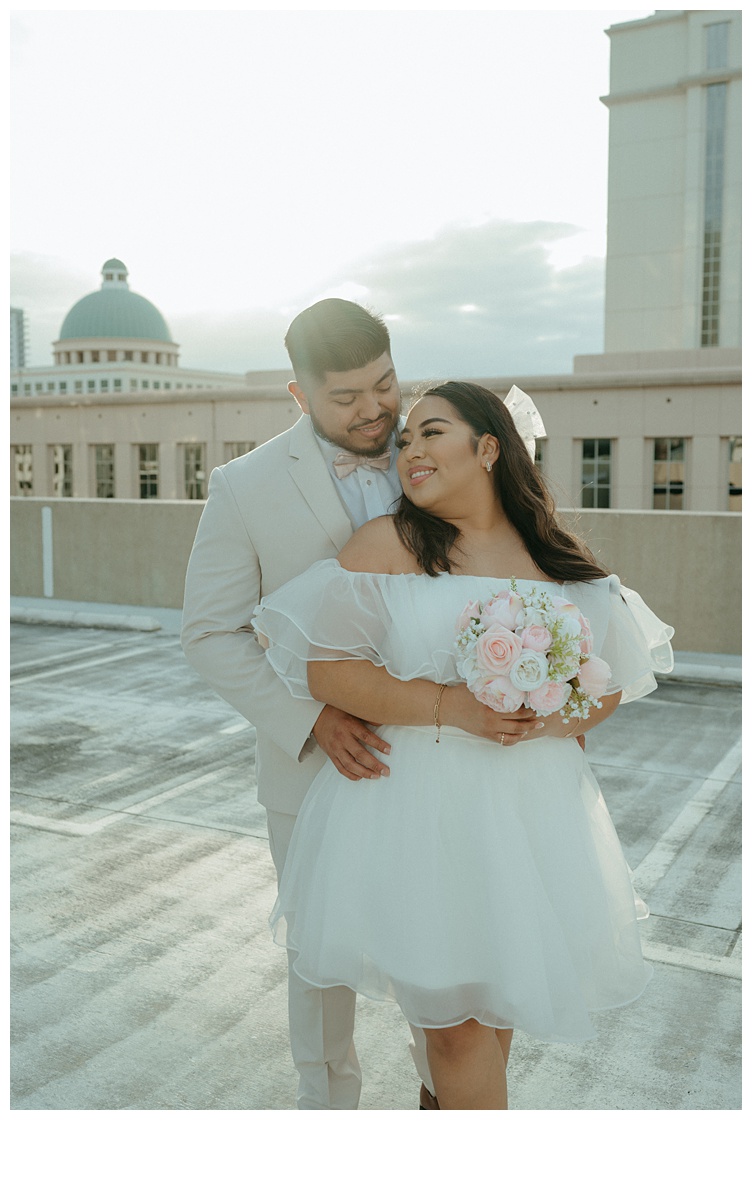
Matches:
[288,416,354,552]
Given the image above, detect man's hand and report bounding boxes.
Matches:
[312,705,392,781]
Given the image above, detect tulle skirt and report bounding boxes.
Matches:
[271,726,652,1043]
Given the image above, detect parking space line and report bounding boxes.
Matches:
[10,640,123,672]
[10,647,152,687]
[632,738,742,894]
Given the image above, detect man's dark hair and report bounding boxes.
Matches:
[285,299,391,385]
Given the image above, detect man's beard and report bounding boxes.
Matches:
[310,408,400,457]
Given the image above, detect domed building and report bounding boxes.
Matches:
[9,258,292,500]
[11,258,249,402]
[54,259,178,366]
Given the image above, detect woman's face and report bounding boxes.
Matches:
[397,394,492,514]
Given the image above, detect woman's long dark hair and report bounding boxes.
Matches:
[393,381,607,582]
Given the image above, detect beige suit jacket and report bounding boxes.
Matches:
[181,414,356,816]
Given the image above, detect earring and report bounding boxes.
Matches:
[484,461,492,473]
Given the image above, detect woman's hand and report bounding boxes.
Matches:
[523,691,622,743]
[441,686,543,746]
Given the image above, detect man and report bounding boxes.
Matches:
[181,299,525,1109]
[182,299,423,1108]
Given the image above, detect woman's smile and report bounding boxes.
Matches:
[407,466,436,486]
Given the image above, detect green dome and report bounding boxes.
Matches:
[58,260,172,343]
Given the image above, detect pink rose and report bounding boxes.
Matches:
[480,591,524,631]
[578,655,612,699]
[521,624,553,653]
[528,680,572,715]
[578,615,594,656]
[456,599,482,633]
[472,674,525,713]
[475,625,523,675]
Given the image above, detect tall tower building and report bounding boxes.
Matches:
[601,9,741,355]
[10,307,28,369]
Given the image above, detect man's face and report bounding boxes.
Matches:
[289,352,401,456]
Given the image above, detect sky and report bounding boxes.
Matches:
[10,5,658,380]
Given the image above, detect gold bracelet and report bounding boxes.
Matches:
[565,717,582,738]
[434,684,448,743]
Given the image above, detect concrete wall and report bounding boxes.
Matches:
[9,499,741,653]
[10,498,204,610]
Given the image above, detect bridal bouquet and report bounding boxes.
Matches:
[454,581,612,722]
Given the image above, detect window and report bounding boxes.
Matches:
[87,380,96,392]
[35,383,44,394]
[705,21,729,71]
[91,351,100,363]
[138,444,159,498]
[124,351,133,361]
[581,439,611,508]
[12,445,33,494]
[50,444,73,497]
[164,382,171,390]
[114,379,122,392]
[130,379,139,391]
[728,436,741,512]
[701,82,726,346]
[224,441,256,462]
[23,384,31,395]
[75,380,83,393]
[93,444,115,498]
[100,380,109,392]
[141,380,149,389]
[47,382,55,392]
[59,382,67,394]
[107,350,117,362]
[153,381,160,389]
[11,384,18,395]
[182,443,206,499]
[653,439,685,510]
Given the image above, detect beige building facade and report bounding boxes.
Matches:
[602,9,742,354]
[9,351,740,511]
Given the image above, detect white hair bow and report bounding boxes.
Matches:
[503,385,546,460]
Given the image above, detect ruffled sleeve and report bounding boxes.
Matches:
[596,575,675,704]
[252,559,456,699]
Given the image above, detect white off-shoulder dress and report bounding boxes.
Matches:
[253,562,674,1043]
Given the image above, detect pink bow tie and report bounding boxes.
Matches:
[332,449,392,479]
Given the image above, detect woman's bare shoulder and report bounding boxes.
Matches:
[338,515,419,575]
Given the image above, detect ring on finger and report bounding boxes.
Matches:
[500,732,506,746]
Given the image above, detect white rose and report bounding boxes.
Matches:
[522,606,549,629]
[556,615,582,639]
[509,650,549,692]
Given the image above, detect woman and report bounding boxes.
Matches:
[253,381,673,1110]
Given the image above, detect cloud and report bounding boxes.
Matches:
[11,220,604,379]
[314,219,605,380]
